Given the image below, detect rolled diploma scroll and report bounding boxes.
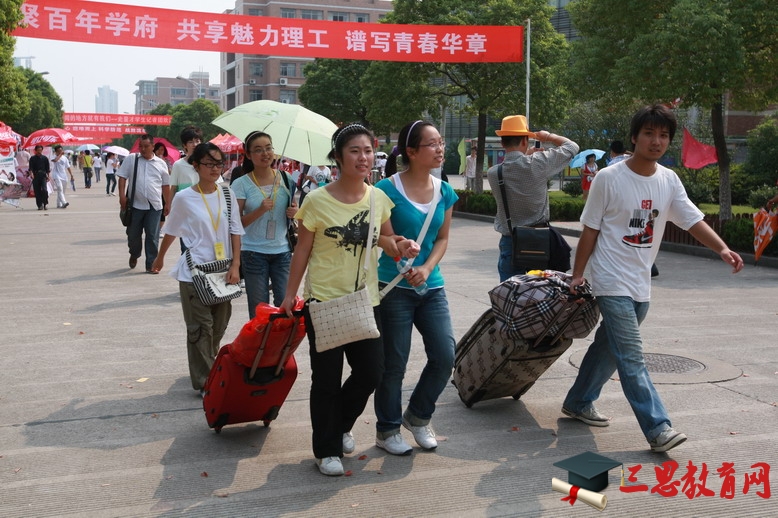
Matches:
[551,477,607,511]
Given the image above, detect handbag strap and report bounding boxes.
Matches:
[379,176,441,298]
[497,163,547,229]
[185,184,233,271]
[127,153,139,206]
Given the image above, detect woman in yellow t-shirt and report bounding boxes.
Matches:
[281,123,417,477]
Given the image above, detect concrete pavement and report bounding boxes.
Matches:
[1,187,776,517]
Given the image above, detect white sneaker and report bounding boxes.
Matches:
[315,456,344,476]
[402,418,438,450]
[376,433,412,456]
[342,432,355,454]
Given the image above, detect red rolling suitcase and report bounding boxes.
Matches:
[203,307,305,433]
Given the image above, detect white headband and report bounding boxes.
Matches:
[405,120,424,150]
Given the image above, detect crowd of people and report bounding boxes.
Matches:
[5,105,745,476]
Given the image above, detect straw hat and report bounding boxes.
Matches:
[495,115,536,137]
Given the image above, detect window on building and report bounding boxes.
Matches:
[354,13,369,23]
[209,89,219,97]
[301,9,323,20]
[280,8,295,18]
[171,88,188,97]
[248,8,263,16]
[249,90,263,101]
[330,12,348,22]
[279,90,296,105]
[279,63,297,77]
[141,83,157,96]
[250,62,264,76]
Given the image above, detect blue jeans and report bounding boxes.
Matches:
[498,234,514,282]
[374,287,456,433]
[126,208,162,270]
[563,296,671,441]
[242,250,291,318]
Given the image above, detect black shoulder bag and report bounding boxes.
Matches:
[120,154,139,227]
[279,171,298,250]
[497,164,571,274]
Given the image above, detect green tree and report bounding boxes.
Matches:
[361,0,570,193]
[298,59,370,127]
[568,0,778,219]
[0,0,30,123]
[145,99,222,145]
[8,67,63,135]
[743,117,778,186]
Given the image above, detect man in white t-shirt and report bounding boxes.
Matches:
[562,104,744,453]
[118,134,171,272]
[169,125,202,208]
[463,145,477,190]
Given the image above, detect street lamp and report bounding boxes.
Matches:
[176,76,204,99]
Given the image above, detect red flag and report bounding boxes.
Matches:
[682,128,718,169]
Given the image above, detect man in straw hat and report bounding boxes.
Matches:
[486,115,579,281]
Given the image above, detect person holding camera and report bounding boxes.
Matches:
[486,115,579,281]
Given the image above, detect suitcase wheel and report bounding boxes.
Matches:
[214,427,222,434]
[263,420,270,427]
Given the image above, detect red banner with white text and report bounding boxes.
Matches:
[15,0,523,63]
[64,113,172,125]
[65,124,146,135]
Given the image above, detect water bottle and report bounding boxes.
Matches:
[394,257,428,295]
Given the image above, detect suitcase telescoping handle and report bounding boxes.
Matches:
[249,310,305,378]
[530,291,593,351]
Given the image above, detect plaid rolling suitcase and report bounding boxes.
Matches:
[452,272,597,408]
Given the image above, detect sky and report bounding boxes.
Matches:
[13,0,236,115]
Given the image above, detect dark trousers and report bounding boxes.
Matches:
[32,174,49,208]
[306,304,384,459]
[126,207,162,270]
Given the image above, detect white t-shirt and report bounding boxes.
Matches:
[170,158,199,193]
[307,166,331,191]
[581,161,703,302]
[162,186,245,282]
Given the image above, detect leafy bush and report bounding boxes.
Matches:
[743,117,778,186]
[720,217,753,252]
[729,163,761,205]
[747,185,776,209]
[676,166,718,204]
[561,178,583,197]
[465,193,497,215]
[550,197,585,221]
[684,182,715,206]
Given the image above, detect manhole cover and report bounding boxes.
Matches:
[568,349,742,384]
[644,353,705,374]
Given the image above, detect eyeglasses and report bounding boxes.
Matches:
[250,146,275,155]
[198,161,225,170]
[418,141,446,150]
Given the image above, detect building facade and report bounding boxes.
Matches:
[95,85,118,114]
[220,0,392,110]
[134,72,221,114]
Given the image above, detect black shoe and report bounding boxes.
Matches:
[43,205,47,210]
[129,256,138,269]
[62,202,69,209]
[38,206,43,210]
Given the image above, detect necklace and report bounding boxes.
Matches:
[196,184,221,232]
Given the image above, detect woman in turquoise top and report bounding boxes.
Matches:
[373,120,459,456]
[232,131,298,318]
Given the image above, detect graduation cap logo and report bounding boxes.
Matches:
[554,451,621,492]
[551,451,621,511]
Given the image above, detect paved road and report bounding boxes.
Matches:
[1,188,776,517]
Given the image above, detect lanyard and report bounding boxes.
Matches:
[197,185,221,233]
[251,169,279,201]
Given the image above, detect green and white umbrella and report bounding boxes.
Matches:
[212,100,338,166]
